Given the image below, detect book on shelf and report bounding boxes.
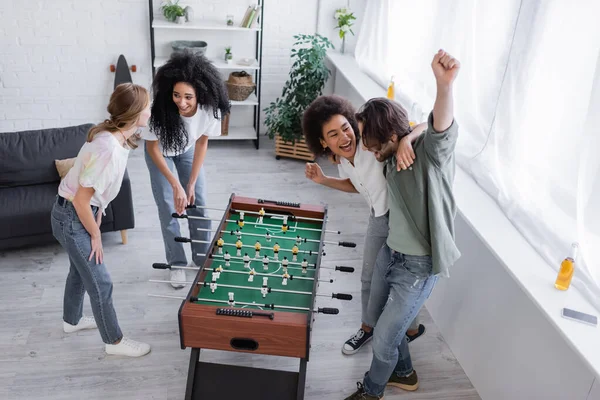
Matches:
[240,4,260,28]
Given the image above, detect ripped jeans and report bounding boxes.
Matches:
[363,244,438,396]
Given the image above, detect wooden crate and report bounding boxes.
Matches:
[275,136,315,161]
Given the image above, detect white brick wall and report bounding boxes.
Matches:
[0,0,318,133]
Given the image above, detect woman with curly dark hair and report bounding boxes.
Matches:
[302,95,427,355]
[141,50,230,288]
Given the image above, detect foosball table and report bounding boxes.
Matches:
[150,194,356,400]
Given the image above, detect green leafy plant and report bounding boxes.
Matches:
[264,34,334,144]
[161,0,185,22]
[334,8,356,39]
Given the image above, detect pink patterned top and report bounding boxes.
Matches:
[58,131,130,214]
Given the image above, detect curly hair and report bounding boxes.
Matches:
[149,50,231,154]
[356,98,410,147]
[302,95,359,157]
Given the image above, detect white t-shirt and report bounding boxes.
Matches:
[337,144,389,217]
[141,105,221,157]
[58,132,130,214]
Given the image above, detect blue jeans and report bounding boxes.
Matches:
[51,197,123,344]
[144,143,210,267]
[363,244,438,396]
[361,212,420,331]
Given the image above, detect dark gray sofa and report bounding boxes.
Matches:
[0,124,135,251]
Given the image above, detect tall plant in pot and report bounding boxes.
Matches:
[264,34,334,159]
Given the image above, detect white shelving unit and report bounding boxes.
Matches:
[148,1,264,148]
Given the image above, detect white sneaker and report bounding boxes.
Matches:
[63,316,97,333]
[105,337,151,357]
[170,268,187,289]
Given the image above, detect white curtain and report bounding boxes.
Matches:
[355,0,600,310]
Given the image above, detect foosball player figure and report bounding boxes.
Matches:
[215,265,224,278]
[243,253,251,268]
[228,292,235,306]
[261,277,269,298]
[282,216,289,233]
[292,245,299,262]
[235,229,242,240]
[282,270,290,286]
[282,256,289,273]
[254,241,261,258]
[217,236,225,254]
[301,259,308,274]
[238,211,245,228]
[224,251,231,267]
[262,255,270,271]
[236,238,243,256]
[266,232,271,242]
[296,235,302,246]
[248,268,256,282]
[273,242,281,261]
[210,273,218,293]
[258,207,265,224]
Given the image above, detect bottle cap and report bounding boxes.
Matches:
[568,242,579,261]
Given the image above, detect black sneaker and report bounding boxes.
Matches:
[406,324,426,343]
[342,328,373,355]
[387,370,419,391]
[344,382,383,400]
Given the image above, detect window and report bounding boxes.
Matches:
[356,0,600,308]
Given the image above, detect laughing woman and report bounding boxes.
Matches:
[142,51,231,288]
[303,95,427,355]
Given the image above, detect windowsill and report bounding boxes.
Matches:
[326,52,600,380]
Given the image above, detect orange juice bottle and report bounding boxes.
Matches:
[386,76,395,100]
[555,242,579,290]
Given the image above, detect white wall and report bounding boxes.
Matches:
[0,0,318,133]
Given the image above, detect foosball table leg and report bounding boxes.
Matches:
[296,358,307,400]
[184,348,201,400]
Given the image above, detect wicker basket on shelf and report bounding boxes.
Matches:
[226,71,256,101]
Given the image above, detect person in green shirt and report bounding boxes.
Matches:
[344,49,461,400]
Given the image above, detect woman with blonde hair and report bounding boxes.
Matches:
[51,83,151,357]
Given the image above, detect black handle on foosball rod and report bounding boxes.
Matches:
[332,293,353,301]
[172,213,188,219]
[338,241,356,248]
[175,237,192,243]
[335,266,355,273]
[318,307,339,315]
[186,204,197,209]
[152,263,171,270]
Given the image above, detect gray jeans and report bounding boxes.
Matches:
[144,143,210,267]
[51,197,123,344]
[362,212,419,331]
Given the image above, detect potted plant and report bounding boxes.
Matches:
[334,8,356,54]
[161,0,186,23]
[224,46,233,64]
[264,34,334,160]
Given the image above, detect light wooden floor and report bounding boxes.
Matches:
[0,137,479,400]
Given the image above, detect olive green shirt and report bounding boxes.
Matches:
[385,113,461,278]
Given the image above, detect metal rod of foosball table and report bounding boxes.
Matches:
[202,267,314,281]
[217,229,323,247]
[198,281,314,296]
[173,213,340,235]
[187,204,326,223]
[178,237,319,256]
[148,294,340,314]
[148,293,186,300]
[210,253,316,268]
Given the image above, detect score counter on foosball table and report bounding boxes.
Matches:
[150,194,356,400]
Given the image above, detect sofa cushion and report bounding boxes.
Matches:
[55,158,76,179]
[0,184,114,241]
[0,124,93,188]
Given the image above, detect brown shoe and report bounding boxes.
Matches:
[344,382,384,399]
[387,370,419,391]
